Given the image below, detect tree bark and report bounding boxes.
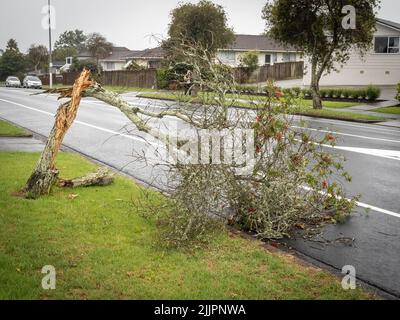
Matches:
[58,167,114,188]
[310,60,322,110]
[23,69,92,198]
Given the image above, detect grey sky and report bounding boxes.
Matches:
[0,0,399,52]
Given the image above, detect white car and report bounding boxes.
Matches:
[5,76,21,88]
[23,76,42,89]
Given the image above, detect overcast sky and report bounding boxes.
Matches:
[0,0,399,52]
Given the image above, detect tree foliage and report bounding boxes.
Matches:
[163,0,235,60]
[86,33,113,64]
[27,44,49,73]
[262,0,380,109]
[54,29,87,50]
[53,47,78,62]
[0,39,27,80]
[239,51,259,78]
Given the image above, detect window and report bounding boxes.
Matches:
[374,37,400,53]
[105,62,115,70]
[218,51,235,64]
[289,53,297,61]
[265,54,271,65]
[282,53,290,62]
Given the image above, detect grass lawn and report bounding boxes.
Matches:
[373,105,400,115]
[0,152,373,300]
[0,119,32,137]
[138,92,386,123]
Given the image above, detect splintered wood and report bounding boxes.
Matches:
[24,69,92,198]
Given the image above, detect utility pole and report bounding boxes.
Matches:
[48,0,53,88]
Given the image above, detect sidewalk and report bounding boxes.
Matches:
[325,100,400,127]
[0,137,45,152]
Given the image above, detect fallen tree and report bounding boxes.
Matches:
[23,44,357,246]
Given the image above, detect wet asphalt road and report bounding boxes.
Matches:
[0,87,399,297]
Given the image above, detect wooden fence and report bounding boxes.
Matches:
[41,62,303,88]
[234,61,304,84]
[40,69,157,88]
[101,69,157,88]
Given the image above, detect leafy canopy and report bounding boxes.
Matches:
[86,33,113,62]
[263,0,380,74]
[0,39,27,80]
[27,45,49,72]
[54,29,87,50]
[164,0,235,57]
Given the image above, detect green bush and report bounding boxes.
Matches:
[156,63,193,89]
[365,85,381,101]
[342,89,351,99]
[319,89,328,98]
[396,83,400,101]
[70,58,102,74]
[354,89,367,100]
[333,88,343,98]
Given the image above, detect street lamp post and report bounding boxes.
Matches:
[48,0,53,88]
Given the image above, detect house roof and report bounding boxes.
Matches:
[377,18,400,31]
[77,46,135,61]
[52,60,65,67]
[221,34,298,52]
[125,47,165,60]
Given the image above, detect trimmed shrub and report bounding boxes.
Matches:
[396,83,400,102]
[366,85,381,101]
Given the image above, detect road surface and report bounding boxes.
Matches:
[1,87,399,297]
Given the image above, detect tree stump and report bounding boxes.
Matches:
[23,69,92,198]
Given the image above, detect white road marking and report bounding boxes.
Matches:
[292,125,400,144]
[296,116,400,134]
[302,186,400,219]
[1,97,399,219]
[0,98,157,146]
[320,143,400,161]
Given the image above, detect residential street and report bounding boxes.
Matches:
[1,87,400,297]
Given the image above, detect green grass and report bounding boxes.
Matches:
[0,120,32,137]
[0,152,373,300]
[103,85,156,94]
[294,107,386,122]
[373,105,400,115]
[138,92,386,123]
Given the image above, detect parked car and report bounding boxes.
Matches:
[5,76,21,88]
[23,76,42,89]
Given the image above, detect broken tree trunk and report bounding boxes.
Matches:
[24,69,92,198]
[58,167,114,188]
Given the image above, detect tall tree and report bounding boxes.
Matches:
[86,33,112,65]
[27,45,49,73]
[54,29,87,51]
[164,0,235,59]
[52,47,78,62]
[262,0,379,109]
[0,39,27,80]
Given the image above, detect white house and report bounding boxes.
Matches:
[217,34,303,67]
[303,18,400,86]
[76,47,135,71]
[124,47,165,69]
